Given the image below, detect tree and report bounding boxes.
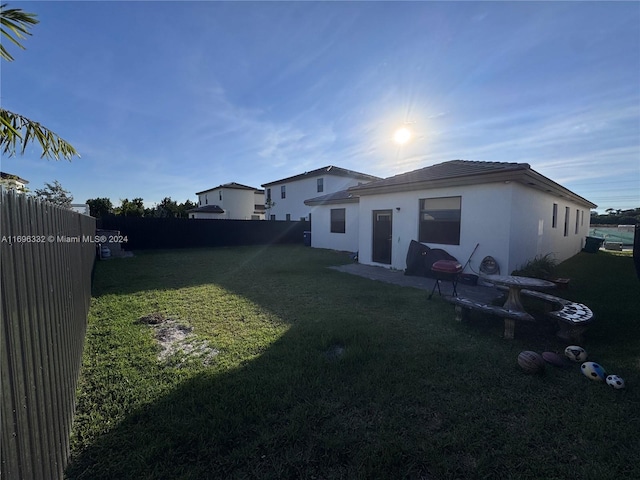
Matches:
[32,180,73,208]
[177,199,196,218]
[1,4,79,160]
[152,197,180,218]
[145,198,196,218]
[590,208,640,226]
[86,197,114,218]
[116,198,145,217]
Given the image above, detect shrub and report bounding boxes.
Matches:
[511,253,557,279]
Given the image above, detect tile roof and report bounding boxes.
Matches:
[1,171,29,184]
[262,165,381,187]
[187,205,225,214]
[196,182,263,195]
[350,160,529,192]
[349,159,596,209]
[304,189,359,206]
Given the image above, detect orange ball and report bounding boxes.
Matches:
[518,351,545,374]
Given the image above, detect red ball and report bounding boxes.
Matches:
[518,351,545,374]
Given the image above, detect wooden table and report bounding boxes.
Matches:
[481,275,556,313]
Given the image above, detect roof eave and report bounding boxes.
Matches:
[262,166,381,187]
[521,170,597,209]
[196,183,261,195]
[349,169,597,209]
[349,170,525,195]
[304,197,360,206]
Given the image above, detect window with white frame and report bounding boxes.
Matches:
[317,178,324,193]
[418,196,461,245]
[552,203,558,228]
[281,185,286,199]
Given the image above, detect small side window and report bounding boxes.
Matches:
[330,208,346,233]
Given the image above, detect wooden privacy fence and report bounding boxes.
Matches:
[97,216,310,250]
[1,188,96,479]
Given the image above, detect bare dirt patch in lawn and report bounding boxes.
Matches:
[138,313,219,367]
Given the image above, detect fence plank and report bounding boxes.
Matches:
[1,188,95,480]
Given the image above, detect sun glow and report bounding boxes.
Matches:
[393,127,411,145]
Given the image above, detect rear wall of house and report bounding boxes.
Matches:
[356,182,592,274]
[309,202,359,252]
[356,183,513,272]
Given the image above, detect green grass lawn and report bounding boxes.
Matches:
[67,246,640,479]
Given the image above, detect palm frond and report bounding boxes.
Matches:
[0,108,80,160]
[1,3,39,61]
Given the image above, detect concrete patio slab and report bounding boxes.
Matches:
[329,263,503,304]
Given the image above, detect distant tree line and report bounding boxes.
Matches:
[1,176,196,218]
[86,197,196,219]
[590,208,640,225]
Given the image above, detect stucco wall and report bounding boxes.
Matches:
[267,174,370,221]
[220,188,257,220]
[197,188,263,220]
[309,202,359,252]
[197,191,212,207]
[355,182,592,274]
[508,183,590,272]
[190,212,225,219]
[356,184,514,272]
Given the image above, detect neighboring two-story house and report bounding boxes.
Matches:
[189,182,265,220]
[0,172,29,193]
[261,166,381,221]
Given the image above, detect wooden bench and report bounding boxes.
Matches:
[519,289,594,342]
[448,296,535,340]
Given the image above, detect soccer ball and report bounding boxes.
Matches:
[606,375,625,389]
[581,362,606,381]
[564,345,587,362]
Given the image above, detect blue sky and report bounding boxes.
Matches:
[2,1,639,213]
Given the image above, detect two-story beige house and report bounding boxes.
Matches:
[189,182,265,220]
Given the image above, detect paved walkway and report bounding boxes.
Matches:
[329,262,503,304]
